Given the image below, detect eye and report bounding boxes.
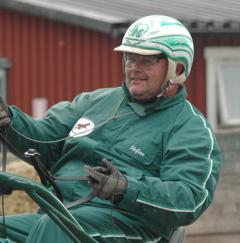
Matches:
[141,58,156,66]
[124,54,159,67]
[126,56,136,65]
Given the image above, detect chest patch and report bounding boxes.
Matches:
[69,118,95,137]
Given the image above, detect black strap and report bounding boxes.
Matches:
[53,176,95,208]
[0,132,8,238]
[53,176,89,181]
[65,192,95,209]
[0,143,12,195]
[24,149,95,207]
[2,144,7,172]
[24,149,64,202]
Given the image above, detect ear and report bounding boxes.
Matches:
[166,59,186,84]
[176,63,185,76]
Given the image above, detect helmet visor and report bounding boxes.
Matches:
[114,45,162,55]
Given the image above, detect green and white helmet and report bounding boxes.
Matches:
[114,15,194,84]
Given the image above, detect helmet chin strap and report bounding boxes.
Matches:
[156,79,172,99]
[157,59,186,99]
[156,58,177,99]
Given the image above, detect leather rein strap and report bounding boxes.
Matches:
[53,176,95,208]
[0,132,8,238]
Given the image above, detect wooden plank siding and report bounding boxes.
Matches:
[0,9,122,114]
[0,9,240,115]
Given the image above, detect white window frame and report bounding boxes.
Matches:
[204,47,240,130]
[217,61,240,126]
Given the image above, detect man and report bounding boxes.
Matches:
[0,15,222,243]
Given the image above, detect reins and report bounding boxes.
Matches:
[0,132,8,238]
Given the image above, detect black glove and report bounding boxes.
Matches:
[0,96,11,130]
[83,159,127,203]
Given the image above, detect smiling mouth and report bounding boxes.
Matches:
[130,78,147,82]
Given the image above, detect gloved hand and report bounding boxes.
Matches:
[83,158,127,203]
[0,96,11,130]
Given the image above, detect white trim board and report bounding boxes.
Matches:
[204,47,240,130]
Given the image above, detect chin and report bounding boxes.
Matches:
[129,90,144,98]
[128,86,150,100]
[130,92,148,101]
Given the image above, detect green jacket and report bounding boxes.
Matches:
[6,84,222,239]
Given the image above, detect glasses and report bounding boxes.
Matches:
[124,53,167,68]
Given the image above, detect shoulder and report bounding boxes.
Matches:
[182,101,210,127]
[89,86,122,99]
[173,100,214,140]
[74,86,123,103]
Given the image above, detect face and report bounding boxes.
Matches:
[124,53,168,101]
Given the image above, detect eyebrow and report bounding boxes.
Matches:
[155,53,167,61]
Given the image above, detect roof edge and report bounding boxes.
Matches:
[1,1,240,36]
[0,0,115,34]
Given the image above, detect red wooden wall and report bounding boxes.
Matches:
[0,9,240,115]
[0,9,122,114]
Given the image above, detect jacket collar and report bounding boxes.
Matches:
[121,82,187,117]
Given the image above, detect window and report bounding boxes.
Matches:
[217,62,240,126]
[204,47,240,129]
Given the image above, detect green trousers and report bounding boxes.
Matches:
[0,206,166,243]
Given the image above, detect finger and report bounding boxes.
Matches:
[83,165,106,182]
[101,158,113,169]
[94,166,110,174]
[0,117,11,127]
[0,96,8,112]
[85,165,109,175]
[88,176,99,184]
[101,159,117,174]
[0,111,8,119]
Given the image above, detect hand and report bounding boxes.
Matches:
[0,96,11,130]
[83,159,127,203]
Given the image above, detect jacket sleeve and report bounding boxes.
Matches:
[117,104,222,228]
[5,93,90,169]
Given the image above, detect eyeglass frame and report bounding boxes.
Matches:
[124,53,167,68]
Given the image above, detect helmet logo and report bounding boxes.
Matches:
[129,23,149,38]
